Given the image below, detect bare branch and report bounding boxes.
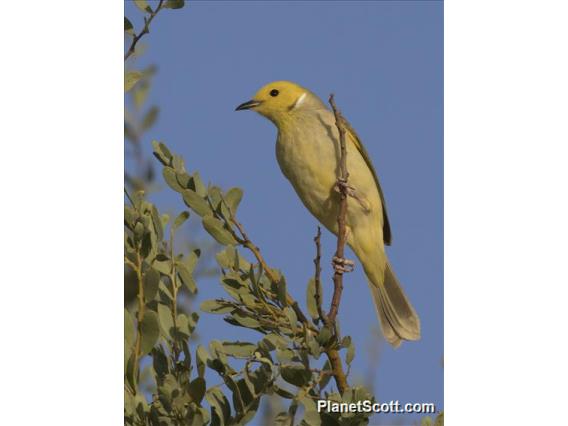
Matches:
[313,226,327,324]
[228,216,314,331]
[327,93,350,324]
[320,93,352,395]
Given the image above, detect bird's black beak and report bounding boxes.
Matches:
[235,99,262,111]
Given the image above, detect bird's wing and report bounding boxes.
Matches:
[342,117,392,245]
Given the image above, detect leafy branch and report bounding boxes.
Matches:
[125,0,165,62]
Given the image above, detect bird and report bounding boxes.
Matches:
[235,81,420,347]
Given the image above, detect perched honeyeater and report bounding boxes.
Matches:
[235,81,420,347]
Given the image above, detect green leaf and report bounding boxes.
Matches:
[306,330,321,358]
[346,340,355,365]
[134,0,152,13]
[124,71,143,92]
[124,309,135,346]
[164,0,185,9]
[142,106,159,131]
[139,310,160,355]
[163,167,184,192]
[173,211,190,230]
[176,313,191,338]
[202,214,237,245]
[276,275,288,307]
[182,190,211,217]
[192,172,207,196]
[196,345,209,378]
[133,81,149,109]
[171,154,185,173]
[261,333,289,351]
[284,306,298,333]
[124,17,134,35]
[206,388,231,426]
[177,262,197,293]
[188,377,206,404]
[221,341,257,358]
[157,303,174,339]
[200,299,234,314]
[316,326,332,346]
[306,278,320,321]
[152,140,172,166]
[124,340,131,371]
[215,246,235,269]
[208,186,223,210]
[280,364,312,387]
[185,249,200,272]
[231,312,261,329]
[143,268,160,301]
[300,397,321,426]
[276,348,296,363]
[224,187,243,214]
[149,204,163,241]
[152,346,169,377]
[176,171,192,188]
[319,360,332,390]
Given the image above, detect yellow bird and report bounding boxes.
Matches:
[236,81,420,347]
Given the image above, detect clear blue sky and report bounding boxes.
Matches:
[126,1,443,423]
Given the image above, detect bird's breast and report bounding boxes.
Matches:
[275,114,341,230]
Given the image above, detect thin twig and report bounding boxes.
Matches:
[228,213,314,331]
[313,226,327,324]
[124,0,165,61]
[327,93,349,324]
[324,93,351,395]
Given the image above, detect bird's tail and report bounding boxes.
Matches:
[368,261,421,348]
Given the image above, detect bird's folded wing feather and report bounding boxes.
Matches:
[343,118,392,245]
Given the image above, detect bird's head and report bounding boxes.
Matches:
[235,81,325,125]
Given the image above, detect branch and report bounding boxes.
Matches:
[313,226,327,324]
[228,216,314,332]
[327,93,349,324]
[124,0,165,61]
[321,94,351,395]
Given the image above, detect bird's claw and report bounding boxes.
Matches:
[332,256,355,274]
[333,179,356,197]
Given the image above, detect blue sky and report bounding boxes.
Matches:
[126,1,443,423]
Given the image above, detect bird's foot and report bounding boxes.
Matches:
[332,256,355,274]
[334,178,356,197]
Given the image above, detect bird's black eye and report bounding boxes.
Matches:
[270,89,279,97]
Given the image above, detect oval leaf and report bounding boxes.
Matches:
[182,190,211,217]
[143,268,160,301]
[202,214,237,245]
[125,71,143,92]
[139,310,160,355]
[163,167,184,192]
[124,309,135,346]
[173,211,190,230]
[280,364,312,388]
[157,303,174,339]
[224,187,243,214]
[200,299,234,314]
[221,341,257,358]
